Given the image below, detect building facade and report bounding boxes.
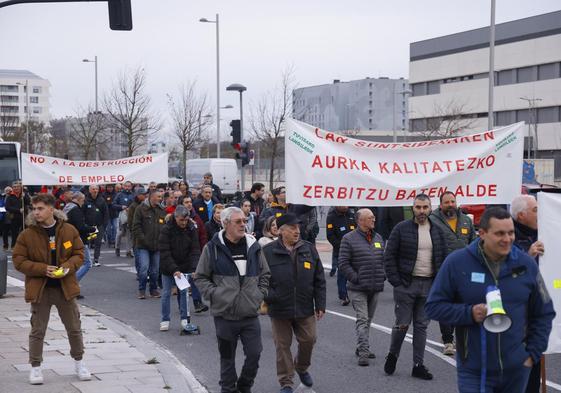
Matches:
[0,70,51,134]
[409,10,561,179]
[292,77,409,134]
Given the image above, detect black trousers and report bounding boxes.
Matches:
[214,316,262,393]
[525,360,541,393]
[440,322,454,344]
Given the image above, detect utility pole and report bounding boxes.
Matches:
[520,97,542,160]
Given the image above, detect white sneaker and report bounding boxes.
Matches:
[181,319,188,330]
[29,366,43,385]
[443,343,455,356]
[160,321,170,331]
[75,360,91,381]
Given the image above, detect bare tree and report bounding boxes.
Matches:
[69,106,112,160]
[104,67,160,156]
[250,66,298,190]
[416,100,478,140]
[167,82,212,179]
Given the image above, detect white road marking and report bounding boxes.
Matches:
[326,309,561,390]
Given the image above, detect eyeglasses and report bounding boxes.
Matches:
[231,218,248,225]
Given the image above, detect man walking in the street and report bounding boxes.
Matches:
[195,207,270,393]
[383,194,447,380]
[5,181,30,249]
[511,195,545,393]
[128,187,146,276]
[426,207,555,393]
[12,193,91,385]
[245,182,265,237]
[132,190,166,299]
[262,213,326,393]
[102,184,118,248]
[326,205,355,305]
[429,191,475,356]
[339,208,385,366]
[203,172,223,202]
[194,185,220,223]
[113,181,134,257]
[63,192,97,285]
[83,185,109,267]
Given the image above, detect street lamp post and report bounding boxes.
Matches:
[16,80,30,153]
[226,84,247,190]
[488,0,496,130]
[520,97,542,160]
[82,56,99,113]
[200,14,221,158]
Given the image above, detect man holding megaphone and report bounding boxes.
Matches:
[425,207,555,393]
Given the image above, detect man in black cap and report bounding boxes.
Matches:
[262,213,326,393]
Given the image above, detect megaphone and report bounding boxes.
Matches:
[483,285,512,333]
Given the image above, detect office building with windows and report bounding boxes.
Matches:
[0,70,51,134]
[292,77,409,134]
[409,10,561,178]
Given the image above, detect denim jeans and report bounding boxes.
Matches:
[137,249,159,292]
[106,217,118,244]
[189,275,202,303]
[333,254,347,300]
[133,247,140,278]
[76,245,92,282]
[348,290,379,356]
[161,274,188,322]
[457,366,531,393]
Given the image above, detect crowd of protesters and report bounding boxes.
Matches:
[8,173,555,393]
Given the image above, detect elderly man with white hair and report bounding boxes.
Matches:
[195,206,270,393]
[511,194,544,393]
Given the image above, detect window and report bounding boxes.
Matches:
[427,81,440,95]
[497,70,515,86]
[32,107,42,114]
[410,119,426,131]
[0,85,18,93]
[30,96,39,104]
[537,107,560,124]
[495,111,515,126]
[538,63,560,81]
[32,86,41,94]
[516,109,530,123]
[412,83,426,97]
[517,66,535,83]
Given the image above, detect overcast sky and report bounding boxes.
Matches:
[1,0,559,140]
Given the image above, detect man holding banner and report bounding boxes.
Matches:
[425,207,555,393]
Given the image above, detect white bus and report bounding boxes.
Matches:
[0,142,21,190]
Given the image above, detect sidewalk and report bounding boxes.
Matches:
[0,283,207,393]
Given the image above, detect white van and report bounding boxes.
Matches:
[185,158,239,197]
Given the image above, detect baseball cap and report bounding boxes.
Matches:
[276,213,300,228]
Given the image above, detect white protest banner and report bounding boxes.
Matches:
[538,192,561,354]
[285,119,524,206]
[22,153,168,185]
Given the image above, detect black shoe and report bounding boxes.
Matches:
[412,363,433,380]
[355,348,376,359]
[279,387,293,393]
[340,297,350,306]
[77,294,84,300]
[329,270,336,277]
[126,250,133,258]
[237,378,252,393]
[115,248,120,257]
[384,353,398,375]
[297,371,313,387]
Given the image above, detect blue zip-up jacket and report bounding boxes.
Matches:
[425,238,555,372]
[112,190,133,213]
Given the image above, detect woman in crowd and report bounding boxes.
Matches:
[258,216,279,246]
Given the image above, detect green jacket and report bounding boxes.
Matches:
[429,208,475,255]
[132,200,166,251]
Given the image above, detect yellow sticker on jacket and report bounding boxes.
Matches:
[63,241,72,249]
[275,213,283,218]
[350,225,355,230]
[327,223,333,229]
[554,280,561,289]
[159,218,164,224]
[198,207,204,211]
[461,228,468,235]
[374,242,382,248]
[304,261,311,269]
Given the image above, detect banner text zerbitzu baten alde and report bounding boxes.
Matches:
[285,119,524,206]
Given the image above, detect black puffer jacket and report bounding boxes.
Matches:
[262,239,326,319]
[159,219,200,276]
[83,194,109,227]
[63,202,97,243]
[339,229,385,292]
[383,219,447,288]
[326,209,356,257]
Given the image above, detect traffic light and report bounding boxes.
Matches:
[230,120,241,146]
[108,0,133,31]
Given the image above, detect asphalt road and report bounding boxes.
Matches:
[7,245,561,393]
